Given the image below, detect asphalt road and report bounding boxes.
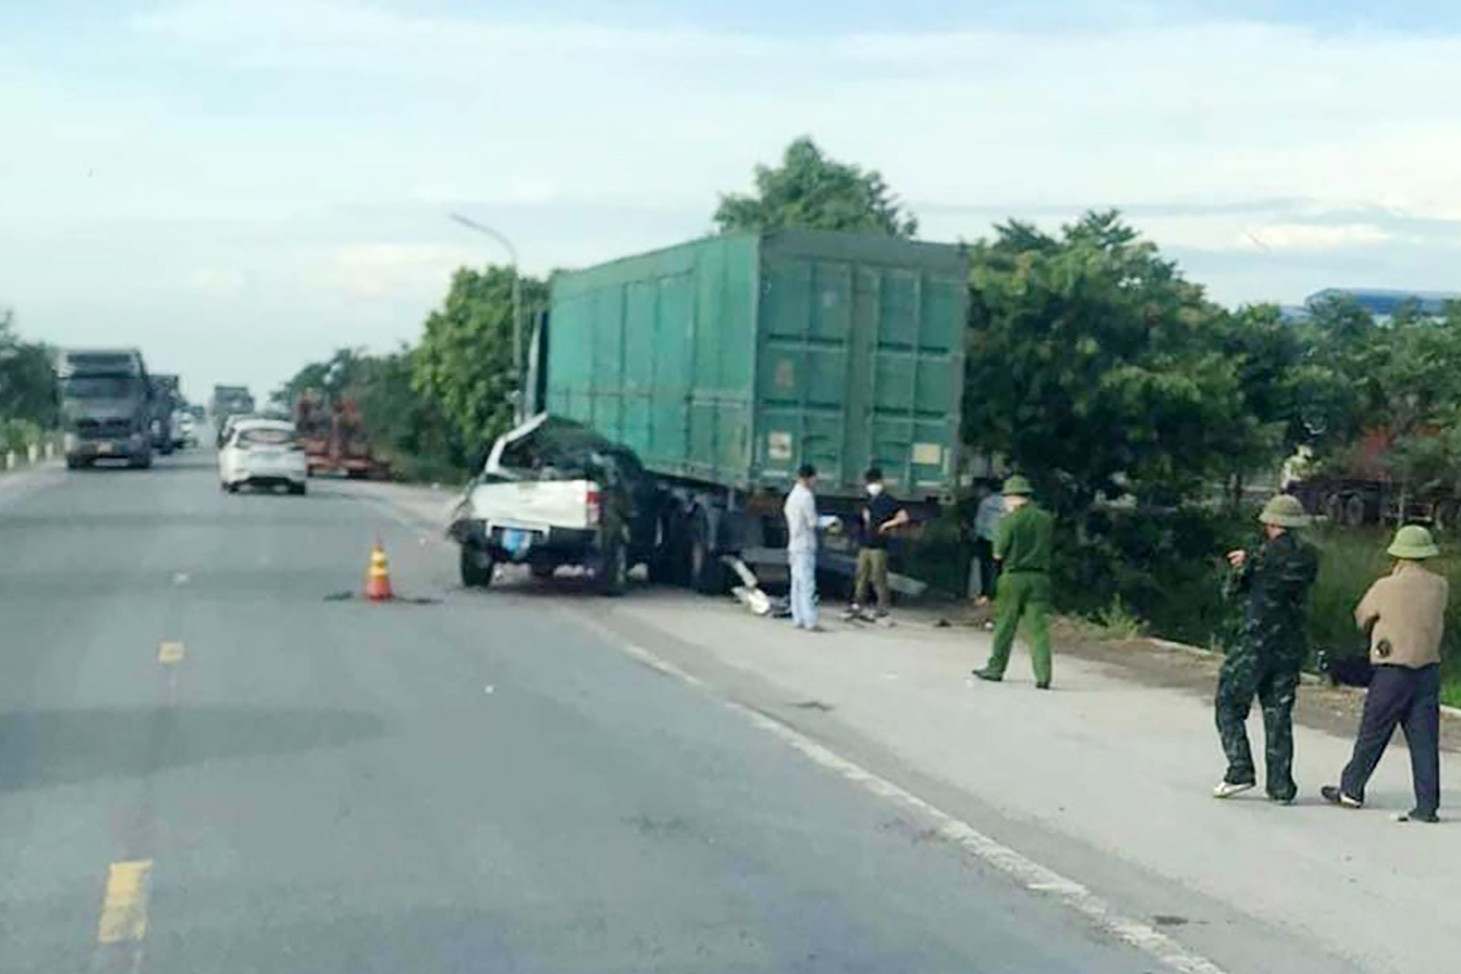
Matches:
[1,453,1160,974]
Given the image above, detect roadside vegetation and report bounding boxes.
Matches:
[262,137,1461,699]
[0,307,59,456]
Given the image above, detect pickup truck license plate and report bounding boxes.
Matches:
[502,529,532,556]
[97,443,113,455]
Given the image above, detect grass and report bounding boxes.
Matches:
[1092,596,1147,640]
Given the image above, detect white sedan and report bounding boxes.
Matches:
[219,418,308,495]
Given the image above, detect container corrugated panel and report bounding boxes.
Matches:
[547,229,968,500]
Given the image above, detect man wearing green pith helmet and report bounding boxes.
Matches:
[972,475,1056,689]
[1213,493,1319,805]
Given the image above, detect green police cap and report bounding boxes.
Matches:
[1001,475,1033,497]
[1258,494,1311,528]
[1387,524,1440,560]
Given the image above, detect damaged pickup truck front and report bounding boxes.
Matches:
[447,415,665,596]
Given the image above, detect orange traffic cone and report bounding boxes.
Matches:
[364,541,394,602]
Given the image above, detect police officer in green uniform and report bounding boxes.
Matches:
[972,475,1055,689]
[1213,494,1318,804]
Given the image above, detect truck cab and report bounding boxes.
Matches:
[57,348,155,470]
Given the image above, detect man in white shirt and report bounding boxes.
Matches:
[783,463,822,631]
[970,481,1006,604]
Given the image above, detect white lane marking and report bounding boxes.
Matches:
[597,630,1229,974]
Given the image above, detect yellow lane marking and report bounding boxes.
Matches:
[96,860,153,944]
[158,642,185,665]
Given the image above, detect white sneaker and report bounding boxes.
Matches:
[1212,781,1256,799]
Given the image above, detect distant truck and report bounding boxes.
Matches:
[56,348,155,469]
[292,390,392,480]
[149,373,181,456]
[1291,428,1461,531]
[209,385,256,442]
[451,229,969,593]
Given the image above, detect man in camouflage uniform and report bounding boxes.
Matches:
[1213,494,1318,804]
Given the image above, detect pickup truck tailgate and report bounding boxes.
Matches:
[470,478,596,532]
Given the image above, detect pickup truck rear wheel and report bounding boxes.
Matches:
[459,543,494,588]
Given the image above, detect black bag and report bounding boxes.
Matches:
[1316,647,1374,688]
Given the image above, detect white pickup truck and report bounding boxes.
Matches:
[447,415,665,595]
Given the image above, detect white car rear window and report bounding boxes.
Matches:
[240,428,293,446]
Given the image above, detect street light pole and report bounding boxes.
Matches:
[449,213,524,423]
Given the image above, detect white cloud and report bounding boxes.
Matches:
[120,1,1461,237]
[311,243,481,300]
[187,267,250,296]
[1240,224,1394,252]
[7,1,1461,395]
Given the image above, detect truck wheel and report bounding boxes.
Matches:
[459,544,494,588]
[66,457,86,471]
[530,563,556,580]
[598,540,628,597]
[289,482,308,497]
[688,515,726,595]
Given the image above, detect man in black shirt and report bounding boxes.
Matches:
[846,467,909,622]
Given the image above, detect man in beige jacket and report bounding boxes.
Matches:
[1322,525,1449,823]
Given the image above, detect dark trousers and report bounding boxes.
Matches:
[974,538,999,599]
[1340,664,1441,815]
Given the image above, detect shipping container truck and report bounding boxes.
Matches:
[209,385,256,443]
[462,228,969,594]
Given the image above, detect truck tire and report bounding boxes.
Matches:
[530,563,556,580]
[597,539,629,597]
[66,457,87,471]
[289,482,308,497]
[459,543,494,589]
[688,513,726,596]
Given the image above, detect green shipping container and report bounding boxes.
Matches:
[546,229,968,500]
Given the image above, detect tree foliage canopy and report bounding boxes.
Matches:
[412,265,548,461]
[963,211,1274,514]
[0,307,58,429]
[714,136,918,238]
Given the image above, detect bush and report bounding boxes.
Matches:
[0,418,43,454]
[1052,505,1250,649]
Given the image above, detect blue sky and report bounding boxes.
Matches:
[2,1,1460,402]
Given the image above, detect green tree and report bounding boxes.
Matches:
[963,211,1268,515]
[276,345,472,480]
[714,136,918,237]
[412,265,547,462]
[0,307,58,428]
